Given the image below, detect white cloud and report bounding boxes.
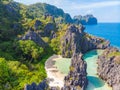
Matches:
[14,0,120,22]
[85,9,94,14]
[71,1,120,10]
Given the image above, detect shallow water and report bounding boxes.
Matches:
[48,50,112,90]
[45,56,71,88]
[54,58,71,75]
[83,50,112,90]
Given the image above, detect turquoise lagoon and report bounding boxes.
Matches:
[53,23,120,89]
[54,50,112,90]
[83,23,119,89]
[83,50,112,90]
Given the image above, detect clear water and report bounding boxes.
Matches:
[53,23,119,90]
[54,58,71,75]
[53,50,112,90]
[83,50,112,90]
[85,23,120,48]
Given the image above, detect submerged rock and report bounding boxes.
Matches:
[61,25,110,58]
[97,47,120,90]
[63,53,88,90]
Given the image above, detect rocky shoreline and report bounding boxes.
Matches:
[61,25,110,58]
[97,47,120,90]
[61,25,110,90]
[63,53,88,90]
[24,25,119,90]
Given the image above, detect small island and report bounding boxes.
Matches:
[73,14,98,25]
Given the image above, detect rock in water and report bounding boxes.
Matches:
[97,47,120,90]
[73,14,97,25]
[61,25,110,58]
[63,53,88,90]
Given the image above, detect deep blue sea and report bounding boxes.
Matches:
[85,23,120,48]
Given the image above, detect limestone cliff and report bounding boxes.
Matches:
[24,80,48,90]
[97,47,120,90]
[73,14,97,25]
[63,53,88,90]
[61,25,110,58]
[20,29,47,47]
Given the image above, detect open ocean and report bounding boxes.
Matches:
[85,23,120,48]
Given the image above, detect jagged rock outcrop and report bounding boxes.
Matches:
[61,25,110,58]
[34,20,42,30]
[24,80,48,90]
[61,25,85,58]
[44,23,56,38]
[73,14,97,25]
[63,53,88,90]
[44,13,55,23]
[82,34,110,53]
[5,2,21,19]
[97,47,120,90]
[20,29,47,47]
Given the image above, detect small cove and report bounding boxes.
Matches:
[46,50,113,89]
[83,50,112,90]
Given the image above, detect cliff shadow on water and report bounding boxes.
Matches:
[87,76,105,88]
[83,50,98,60]
[83,50,112,90]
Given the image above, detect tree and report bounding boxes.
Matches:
[0,58,11,89]
[50,37,60,54]
[19,40,44,62]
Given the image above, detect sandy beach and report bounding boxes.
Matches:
[45,55,68,88]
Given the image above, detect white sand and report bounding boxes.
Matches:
[45,51,113,90]
[45,55,66,88]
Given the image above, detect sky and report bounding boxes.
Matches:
[14,0,120,22]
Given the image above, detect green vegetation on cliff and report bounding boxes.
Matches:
[0,0,103,90]
[26,3,73,23]
[0,0,73,89]
[18,40,44,62]
[0,55,49,90]
[0,1,53,89]
[108,51,120,64]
